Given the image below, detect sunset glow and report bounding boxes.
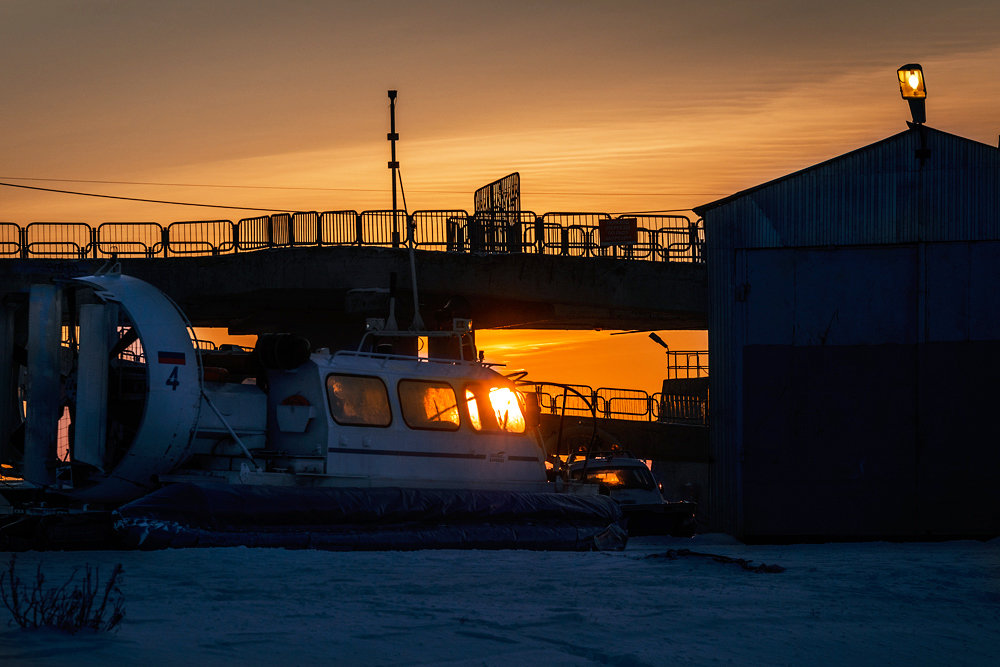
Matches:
[487,387,526,434]
[5,1,999,392]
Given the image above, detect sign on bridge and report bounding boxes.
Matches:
[472,173,522,253]
[598,217,638,247]
[474,172,520,215]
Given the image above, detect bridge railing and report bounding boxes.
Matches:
[527,382,664,422]
[96,222,163,258]
[166,220,235,256]
[1,210,704,262]
[0,223,20,256]
[23,222,93,259]
[319,210,359,246]
[659,392,708,425]
[525,379,711,425]
[665,350,709,379]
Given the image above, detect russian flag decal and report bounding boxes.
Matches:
[158,351,186,365]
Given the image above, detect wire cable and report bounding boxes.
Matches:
[612,208,700,214]
[0,175,725,198]
[0,176,387,193]
[0,181,294,212]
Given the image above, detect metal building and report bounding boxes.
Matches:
[694,125,1000,539]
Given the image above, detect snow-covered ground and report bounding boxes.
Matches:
[1,535,998,666]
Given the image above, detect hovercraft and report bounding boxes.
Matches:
[0,269,624,550]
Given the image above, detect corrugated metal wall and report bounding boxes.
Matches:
[708,127,1000,251]
[701,126,1000,537]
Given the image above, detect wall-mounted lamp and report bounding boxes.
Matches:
[897,64,926,124]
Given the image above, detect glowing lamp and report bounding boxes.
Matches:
[897,64,926,124]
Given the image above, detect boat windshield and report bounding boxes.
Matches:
[571,465,657,491]
[398,380,461,431]
[464,384,526,434]
[326,374,392,426]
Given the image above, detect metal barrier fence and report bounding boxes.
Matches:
[527,382,663,423]
[0,210,704,263]
[527,379,710,424]
[659,392,709,425]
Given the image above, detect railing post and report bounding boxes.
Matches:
[689,221,700,262]
[468,215,482,253]
[233,220,241,252]
[161,227,170,257]
[355,213,363,246]
[507,216,521,254]
[90,225,98,258]
[287,215,295,246]
[19,225,27,259]
[534,216,544,254]
[560,226,569,256]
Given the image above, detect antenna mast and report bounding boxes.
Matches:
[388,90,399,246]
[387,90,424,330]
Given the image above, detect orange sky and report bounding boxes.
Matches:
[5,1,1000,392]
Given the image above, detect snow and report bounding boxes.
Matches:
[2,536,998,666]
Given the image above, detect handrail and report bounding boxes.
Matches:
[525,379,709,424]
[665,350,709,379]
[1,210,705,263]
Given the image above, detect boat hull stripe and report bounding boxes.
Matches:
[328,447,486,460]
[327,448,539,463]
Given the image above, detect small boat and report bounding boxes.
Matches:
[0,269,624,550]
[567,450,696,537]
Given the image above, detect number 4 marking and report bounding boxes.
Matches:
[166,367,180,391]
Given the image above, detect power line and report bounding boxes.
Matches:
[0,176,386,193]
[0,176,725,198]
[0,181,293,212]
[613,208,700,214]
[1,178,704,220]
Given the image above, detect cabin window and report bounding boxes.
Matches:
[570,466,657,491]
[326,374,392,426]
[464,389,483,431]
[489,387,526,433]
[464,384,527,434]
[398,380,460,431]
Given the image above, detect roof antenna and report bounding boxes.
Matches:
[387,90,425,331]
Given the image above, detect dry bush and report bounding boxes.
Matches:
[0,555,124,633]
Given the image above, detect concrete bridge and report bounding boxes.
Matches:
[1,246,706,343]
[1,210,707,346]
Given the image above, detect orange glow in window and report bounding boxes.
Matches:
[422,386,460,427]
[489,387,526,433]
[591,470,623,486]
[465,389,483,431]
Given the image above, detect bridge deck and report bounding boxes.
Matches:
[0,245,706,336]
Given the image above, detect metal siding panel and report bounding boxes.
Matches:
[924,243,971,342]
[969,242,1000,340]
[746,249,795,345]
[706,222,742,536]
[792,247,917,346]
[705,129,1000,250]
